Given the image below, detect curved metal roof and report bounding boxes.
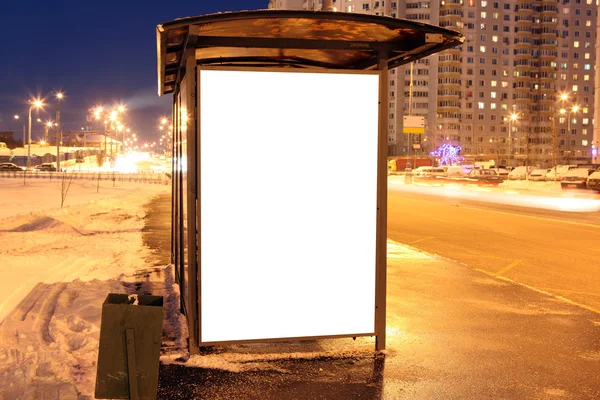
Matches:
[157,10,464,95]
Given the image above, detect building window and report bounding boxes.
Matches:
[478,102,485,109]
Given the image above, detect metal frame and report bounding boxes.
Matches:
[194,65,384,348]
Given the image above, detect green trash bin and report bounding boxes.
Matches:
[95,293,164,400]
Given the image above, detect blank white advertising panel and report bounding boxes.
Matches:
[199,69,379,343]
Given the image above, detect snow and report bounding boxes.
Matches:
[0,174,438,396]
[0,177,178,398]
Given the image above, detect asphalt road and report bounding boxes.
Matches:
[388,186,600,313]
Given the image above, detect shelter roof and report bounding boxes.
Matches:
[157,10,464,95]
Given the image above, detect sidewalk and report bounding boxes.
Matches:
[143,195,600,400]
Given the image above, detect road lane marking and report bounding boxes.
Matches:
[409,236,434,245]
[495,260,523,277]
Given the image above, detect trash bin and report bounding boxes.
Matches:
[95,293,164,400]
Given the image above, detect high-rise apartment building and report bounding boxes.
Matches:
[270,1,597,167]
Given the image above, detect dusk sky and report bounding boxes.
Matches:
[1,0,267,142]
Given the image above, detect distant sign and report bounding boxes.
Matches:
[403,116,425,134]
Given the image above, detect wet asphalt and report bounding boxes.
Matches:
[142,193,600,400]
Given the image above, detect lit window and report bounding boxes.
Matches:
[574,41,580,48]
[478,102,485,109]
[582,140,588,146]
[501,104,507,111]
[586,20,591,26]
[493,12,499,19]
[583,118,589,124]
[492,35,498,42]
[501,81,508,88]
[582,129,588,135]
[491,92,497,98]
[490,103,497,109]
[585,53,590,59]
[481,0,487,6]
[491,81,497,87]
[583,107,589,113]
[480,23,486,30]
[573,85,578,92]
[480,45,486,52]
[584,64,591,70]
[481,11,487,18]
[563,7,569,14]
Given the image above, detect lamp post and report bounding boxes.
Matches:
[14,115,26,148]
[55,92,64,171]
[559,104,579,163]
[507,113,518,167]
[27,99,44,169]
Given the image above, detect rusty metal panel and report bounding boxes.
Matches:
[95,294,164,400]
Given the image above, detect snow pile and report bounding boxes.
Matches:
[0,179,170,398]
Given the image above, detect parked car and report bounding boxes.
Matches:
[528,168,550,181]
[0,162,25,171]
[586,167,600,192]
[34,163,57,172]
[413,167,447,181]
[507,166,536,180]
[461,168,504,186]
[545,165,577,181]
[444,165,470,177]
[489,167,509,179]
[560,167,595,190]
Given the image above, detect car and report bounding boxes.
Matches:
[489,167,509,178]
[528,168,550,181]
[444,165,469,177]
[560,167,595,190]
[545,165,577,181]
[413,167,447,181]
[586,167,600,192]
[462,168,504,186]
[507,166,536,180]
[34,163,57,172]
[0,162,25,171]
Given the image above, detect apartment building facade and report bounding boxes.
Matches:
[269,1,597,167]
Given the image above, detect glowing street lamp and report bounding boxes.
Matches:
[14,114,26,148]
[559,104,580,161]
[27,99,44,169]
[507,112,518,166]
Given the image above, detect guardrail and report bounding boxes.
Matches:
[0,171,171,185]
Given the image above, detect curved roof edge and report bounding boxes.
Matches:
[157,10,464,96]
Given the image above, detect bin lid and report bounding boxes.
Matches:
[157,9,464,95]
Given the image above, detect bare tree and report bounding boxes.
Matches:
[60,171,75,208]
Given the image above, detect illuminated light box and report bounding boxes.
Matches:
[199,69,379,343]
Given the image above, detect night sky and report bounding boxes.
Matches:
[1,0,267,143]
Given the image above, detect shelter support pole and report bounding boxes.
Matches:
[375,50,389,351]
[184,31,200,355]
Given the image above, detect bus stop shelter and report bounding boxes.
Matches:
[156,10,463,354]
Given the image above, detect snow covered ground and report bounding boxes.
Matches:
[0,178,182,399]
[0,175,436,398]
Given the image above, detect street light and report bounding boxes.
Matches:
[507,112,518,167]
[27,99,44,169]
[559,104,579,163]
[14,115,26,147]
[55,92,64,171]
